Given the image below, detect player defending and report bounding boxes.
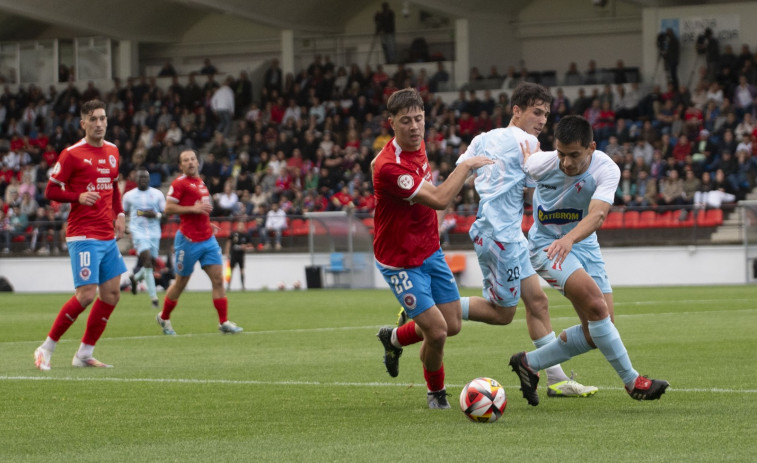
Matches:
[34,99,127,370]
[155,149,243,335]
[224,219,253,291]
[373,88,493,409]
[454,82,597,403]
[123,168,166,308]
[510,115,669,403]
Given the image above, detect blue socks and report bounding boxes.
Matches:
[588,316,638,386]
[526,326,593,371]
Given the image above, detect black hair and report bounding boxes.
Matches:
[554,115,593,148]
[510,82,552,111]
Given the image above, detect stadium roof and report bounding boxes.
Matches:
[0,0,747,43]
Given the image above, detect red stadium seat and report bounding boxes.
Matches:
[677,210,695,227]
[697,208,724,227]
[706,208,723,226]
[638,210,657,228]
[213,220,233,238]
[623,210,640,229]
[655,210,675,228]
[290,218,309,236]
[601,211,623,229]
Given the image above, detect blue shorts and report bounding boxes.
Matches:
[473,235,535,307]
[133,234,160,258]
[68,239,128,288]
[174,230,223,277]
[377,248,460,319]
[529,242,612,295]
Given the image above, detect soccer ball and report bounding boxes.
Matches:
[277,281,286,291]
[292,280,302,290]
[459,377,507,423]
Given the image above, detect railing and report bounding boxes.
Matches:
[0,204,746,257]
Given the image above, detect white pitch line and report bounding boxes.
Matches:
[0,375,755,394]
[2,307,756,347]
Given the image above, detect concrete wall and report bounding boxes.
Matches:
[0,245,752,294]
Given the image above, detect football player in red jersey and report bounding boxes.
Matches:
[373,88,492,409]
[155,150,243,336]
[34,99,127,370]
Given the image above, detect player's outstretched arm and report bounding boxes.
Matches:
[414,155,493,210]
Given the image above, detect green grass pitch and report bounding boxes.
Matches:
[1,285,756,462]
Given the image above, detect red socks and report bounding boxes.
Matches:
[213,297,228,323]
[48,296,87,341]
[82,299,116,345]
[161,297,178,319]
[396,321,423,346]
[423,364,445,392]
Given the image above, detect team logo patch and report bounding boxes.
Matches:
[79,267,91,281]
[397,174,414,190]
[52,162,61,175]
[403,293,417,310]
[109,155,117,168]
[176,261,184,272]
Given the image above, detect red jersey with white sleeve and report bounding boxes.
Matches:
[166,174,213,242]
[373,138,438,268]
[48,138,121,240]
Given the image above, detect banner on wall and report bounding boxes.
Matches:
[660,14,740,46]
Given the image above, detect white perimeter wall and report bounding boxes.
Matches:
[0,245,752,293]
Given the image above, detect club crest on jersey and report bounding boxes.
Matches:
[537,205,583,225]
[79,267,91,280]
[109,155,117,168]
[403,293,417,310]
[86,182,96,192]
[397,174,414,190]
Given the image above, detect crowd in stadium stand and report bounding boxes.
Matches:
[1,44,757,254]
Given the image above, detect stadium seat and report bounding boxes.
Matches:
[213,220,233,238]
[677,210,695,227]
[290,218,309,236]
[655,210,675,228]
[638,210,657,228]
[602,211,624,229]
[623,210,640,228]
[325,252,349,287]
[697,208,724,227]
[706,208,724,226]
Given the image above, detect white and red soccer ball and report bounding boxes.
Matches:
[459,377,507,423]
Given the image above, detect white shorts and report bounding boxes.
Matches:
[473,235,535,308]
[529,242,612,295]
